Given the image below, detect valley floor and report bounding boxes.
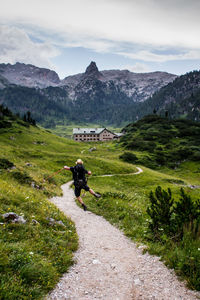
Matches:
[48,181,200,300]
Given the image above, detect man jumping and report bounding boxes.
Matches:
[64,159,101,211]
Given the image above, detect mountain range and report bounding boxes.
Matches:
[0,61,199,126]
[0,61,176,102]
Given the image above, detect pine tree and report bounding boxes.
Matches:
[147,186,174,234]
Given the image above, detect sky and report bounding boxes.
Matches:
[0,0,200,79]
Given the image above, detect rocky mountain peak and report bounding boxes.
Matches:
[84,61,103,80]
[0,62,60,88]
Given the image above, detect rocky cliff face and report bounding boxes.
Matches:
[0,62,60,88]
[61,61,177,103]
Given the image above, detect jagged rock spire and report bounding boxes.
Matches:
[84,61,103,79]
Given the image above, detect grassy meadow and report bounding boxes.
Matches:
[0,117,200,298]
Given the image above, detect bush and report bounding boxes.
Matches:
[191,151,200,161]
[119,152,138,163]
[147,186,174,234]
[0,158,14,169]
[174,188,200,238]
[147,186,200,239]
[11,171,33,185]
[0,120,12,128]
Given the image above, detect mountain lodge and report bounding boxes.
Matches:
[73,128,123,142]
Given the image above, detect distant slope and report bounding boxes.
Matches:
[0,85,72,127]
[0,62,60,88]
[140,70,200,121]
[120,115,200,168]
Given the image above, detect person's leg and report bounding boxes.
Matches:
[75,186,87,210]
[77,196,84,204]
[88,187,101,198]
[89,188,95,195]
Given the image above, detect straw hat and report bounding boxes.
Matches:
[76,158,83,164]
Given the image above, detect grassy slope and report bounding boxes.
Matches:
[0,119,200,297]
[0,121,136,299]
[0,122,81,299]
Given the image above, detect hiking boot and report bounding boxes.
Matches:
[82,203,87,211]
[94,193,101,199]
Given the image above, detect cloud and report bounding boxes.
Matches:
[124,63,151,73]
[117,49,200,63]
[0,25,59,68]
[1,0,200,49]
[0,0,200,71]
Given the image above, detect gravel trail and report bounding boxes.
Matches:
[48,170,200,300]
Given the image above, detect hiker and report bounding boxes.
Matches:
[64,159,101,211]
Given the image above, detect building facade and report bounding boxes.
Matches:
[73,128,122,142]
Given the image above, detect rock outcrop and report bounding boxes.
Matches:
[61,61,177,103]
[0,62,60,88]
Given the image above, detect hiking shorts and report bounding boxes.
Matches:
[74,184,90,197]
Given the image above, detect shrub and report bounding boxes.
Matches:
[147,186,200,239]
[11,171,33,185]
[147,186,174,234]
[174,188,200,238]
[119,152,138,163]
[0,158,14,169]
[191,151,200,161]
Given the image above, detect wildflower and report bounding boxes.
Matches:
[29,252,34,255]
[198,248,200,251]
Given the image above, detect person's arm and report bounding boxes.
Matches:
[84,167,91,175]
[64,166,70,170]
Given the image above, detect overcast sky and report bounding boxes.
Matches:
[0,0,200,78]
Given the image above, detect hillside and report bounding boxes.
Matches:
[1,109,200,297]
[120,115,200,169]
[140,70,200,121]
[0,112,80,299]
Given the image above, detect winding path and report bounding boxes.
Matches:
[48,168,199,300]
[94,167,143,177]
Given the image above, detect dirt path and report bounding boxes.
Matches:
[48,170,200,300]
[94,167,143,177]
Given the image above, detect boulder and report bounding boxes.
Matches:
[2,212,26,224]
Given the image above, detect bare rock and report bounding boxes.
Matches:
[25,163,32,167]
[2,212,26,224]
[56,220,66,227]
[47,217,55,226]
[32,219,39,225]
[2,212,18,221]
[13,216,26,224]
[89,147,97,152]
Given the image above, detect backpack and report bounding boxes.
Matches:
[74,164,86,187]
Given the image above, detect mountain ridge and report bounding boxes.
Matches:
[0,61,177,103]
[0,61,199,126]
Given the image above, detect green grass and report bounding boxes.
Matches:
[81,165,200,290]
[0,117,200,297]
[0,122,81,299]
